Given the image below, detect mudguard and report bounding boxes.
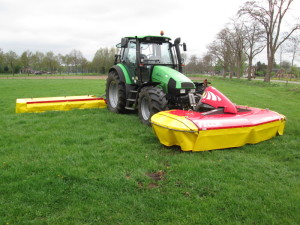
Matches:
[109,64,133,84]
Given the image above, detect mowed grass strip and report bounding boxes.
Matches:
[0,79,299,224]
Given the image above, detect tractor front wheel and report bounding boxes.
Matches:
[106,70,126,113]
[138,86,168,125]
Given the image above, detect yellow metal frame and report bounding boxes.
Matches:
[16,95,107,113]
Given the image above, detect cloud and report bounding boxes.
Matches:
[1,0,298,62]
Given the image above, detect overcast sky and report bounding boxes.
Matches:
[0,0,299,63]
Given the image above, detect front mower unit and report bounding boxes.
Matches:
[151,86,286,151]
[151,108,286,151]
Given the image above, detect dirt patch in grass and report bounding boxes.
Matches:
[146,170,165,181]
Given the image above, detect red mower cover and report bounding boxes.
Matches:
[201,86,238,114]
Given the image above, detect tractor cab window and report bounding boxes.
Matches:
[140,42,173,65]
[124,41,136,64]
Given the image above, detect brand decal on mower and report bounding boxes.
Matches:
[203,91,221,101]
[196,121,223,129]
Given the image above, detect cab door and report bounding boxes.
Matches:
[122,40,137,83]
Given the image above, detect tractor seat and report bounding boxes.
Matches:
[140,54,147,60]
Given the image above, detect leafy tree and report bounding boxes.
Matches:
[255,61,267,76]
[31,51,45,71]
[5,51,19,75]
[56,54,64,74]
[44,51,59,73]
[62,54,72,74]
[290,66,300,77]
[0,48,4,73]
[20,50,33,75]
[92,47,116,74]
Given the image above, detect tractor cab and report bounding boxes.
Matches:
[114,34,186,84]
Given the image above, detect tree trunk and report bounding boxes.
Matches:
[265,56,273,82]
[291,50,295,68]
[222,62,227,78]
[247,59,252,81]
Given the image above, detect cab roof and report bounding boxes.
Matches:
[125,35,171,41]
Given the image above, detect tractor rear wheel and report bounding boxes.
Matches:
[106,70,126,113]
[138,86,168,125]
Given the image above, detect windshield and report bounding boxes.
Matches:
[140,42,173,64]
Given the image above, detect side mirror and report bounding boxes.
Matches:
[174,37,181,45]
[114,54,120,64]
[183,43,187,51]
[121,38,128,48]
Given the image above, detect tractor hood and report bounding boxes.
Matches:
[152,66,195,92]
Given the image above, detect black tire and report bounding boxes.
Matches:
[106,70,126,113]
[138,86,168,126]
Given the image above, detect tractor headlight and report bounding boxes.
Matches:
[180,89,186,94]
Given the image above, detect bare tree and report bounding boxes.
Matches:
[185,54,198,74]
[227,20,246,79]
[287,35,300,67]
[242,21,265,80]
[208,28,233,78]
[202,53,215,75]
[69,49,83,73]
[239,0,300,82]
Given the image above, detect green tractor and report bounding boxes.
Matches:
[106,33,206,125]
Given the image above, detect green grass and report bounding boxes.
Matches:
[0,79,299,224]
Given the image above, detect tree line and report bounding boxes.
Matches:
[1,0,299,83]
[0,47,117,75]
[185,0,300,82]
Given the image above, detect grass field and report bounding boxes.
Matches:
[0,78,299,224]
[0,73,103,77]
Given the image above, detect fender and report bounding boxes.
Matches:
[109,64,133,84]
